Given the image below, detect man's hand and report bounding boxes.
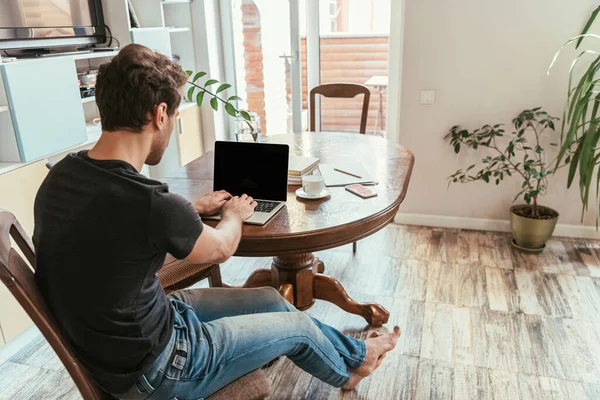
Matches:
[194,190,232,216]
[222,194,257,221]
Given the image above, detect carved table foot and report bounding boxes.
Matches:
[270,253,389,326]
[233,253,389,325]
[313,274,390,326]
[241,268,273,288]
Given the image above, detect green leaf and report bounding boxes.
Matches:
[228,95,243,102]
[185,70,193,77]
[187,86,195,102]
[225,102,237,117]
[454,143,461,153]
[210,97,219,111]
[482,175,489,183]
[204,79,219,87]
[577,6,600,49]
[567,146,581,188]
[216,84,232,94]
[240,110,251,121]
[196,91,205,107]
[192,71,207,83]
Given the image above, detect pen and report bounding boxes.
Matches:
[334,168,362,179]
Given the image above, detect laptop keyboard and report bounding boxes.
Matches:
[255,200,279,213]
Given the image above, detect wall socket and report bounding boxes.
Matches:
[421,90,435,105]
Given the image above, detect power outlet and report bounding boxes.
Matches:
[420,90,435,105]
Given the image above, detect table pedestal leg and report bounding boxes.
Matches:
[238,252,389,326]
[271,253,317,310]
[241,268,273,288]
[313,274,389,326]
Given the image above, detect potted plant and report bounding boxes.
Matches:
[444,108,573,253]
[184,71,257,137]
[548,6,600,222]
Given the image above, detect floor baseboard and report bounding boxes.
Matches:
[394,212,600,240]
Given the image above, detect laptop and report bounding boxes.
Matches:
[204,141,289,226]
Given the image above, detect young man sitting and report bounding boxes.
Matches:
[33,44,400,399]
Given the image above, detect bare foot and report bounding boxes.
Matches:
[342,326,401,390]
[369,332,387,370]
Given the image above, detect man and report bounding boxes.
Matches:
[33,44,399,399]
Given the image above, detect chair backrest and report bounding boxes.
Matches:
[309,83,371,134]
[0,210,113,400]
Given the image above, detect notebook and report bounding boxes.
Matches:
[289,156,320,176]
[318,163,378,187]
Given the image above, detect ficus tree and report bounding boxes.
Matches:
[445,108,572,218]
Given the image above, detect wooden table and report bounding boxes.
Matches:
[163,133,414,326]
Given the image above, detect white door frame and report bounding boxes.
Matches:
[306,0,321,132]
[386,0,405,144]
[289,0,303,133]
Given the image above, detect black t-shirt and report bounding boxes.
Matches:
[33,151,203,394]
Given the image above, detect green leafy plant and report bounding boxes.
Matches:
[445,108,571,218]
[185,70,253,130]
[548,5,600,220]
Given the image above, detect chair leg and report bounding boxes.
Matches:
[352,241,357,254]
[208,265,223,287]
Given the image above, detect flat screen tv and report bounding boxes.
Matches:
[0,0,106,51]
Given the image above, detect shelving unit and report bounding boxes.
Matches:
[72,51,119,61]
[81,96,96,104]
[129,27,168,33]
[168,27,190,33]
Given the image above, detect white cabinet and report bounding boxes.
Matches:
[177,105,204,166]
[0,160,48,345]
[1,58,87,162]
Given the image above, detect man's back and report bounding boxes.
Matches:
[33,151,202,393]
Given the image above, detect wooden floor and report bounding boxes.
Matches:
[2,225,600,399]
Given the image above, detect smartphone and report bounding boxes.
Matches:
[345,184,378,199]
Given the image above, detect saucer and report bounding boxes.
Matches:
[295,187,331,200]
[510,238,545,254]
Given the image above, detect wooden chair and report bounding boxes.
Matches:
[309,83,371,134]
[0,210,271,400]
[310,83,371,253]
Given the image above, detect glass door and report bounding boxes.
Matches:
[312,0,391,137]
[223,0,303,136]
[222,0,391,137]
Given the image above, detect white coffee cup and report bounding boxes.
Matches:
[302,175,325,196]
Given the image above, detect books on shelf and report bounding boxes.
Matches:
[288,156,319,185]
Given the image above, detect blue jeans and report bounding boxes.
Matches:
[115,287,366,400]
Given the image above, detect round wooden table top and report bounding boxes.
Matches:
[163,132,414,257]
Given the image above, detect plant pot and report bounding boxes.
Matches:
[510,204,559,252]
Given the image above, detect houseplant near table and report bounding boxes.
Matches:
[445,108,573,253]
[548,6,600,223]
[184,70,255,134]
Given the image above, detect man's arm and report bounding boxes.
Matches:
[185,194,256,264]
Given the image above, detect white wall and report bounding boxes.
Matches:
[398,0,600,230]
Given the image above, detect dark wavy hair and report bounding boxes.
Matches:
[95,44,188,132]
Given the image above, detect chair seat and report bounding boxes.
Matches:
[207,370,272,400]
[157,254,217,292]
